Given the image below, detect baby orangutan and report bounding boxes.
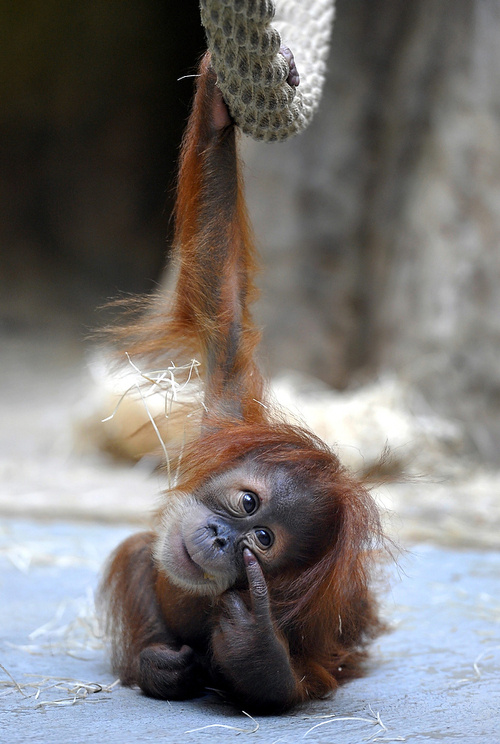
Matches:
[100,52,383,713]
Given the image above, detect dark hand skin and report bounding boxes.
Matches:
[137,547,301,710]
[279,45,300,87]
[211,549,300,712]
[139,643,204,700]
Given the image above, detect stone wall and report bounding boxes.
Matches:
[246,0,500,462]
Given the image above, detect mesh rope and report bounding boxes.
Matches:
[199,0,336,142]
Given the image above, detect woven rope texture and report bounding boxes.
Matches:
[199,0,335,142]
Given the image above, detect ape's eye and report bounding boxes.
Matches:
[242,492,258,514]
[255,528,273,548]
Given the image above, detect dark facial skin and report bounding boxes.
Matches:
[155,460,316,597]
[137,460,322,712]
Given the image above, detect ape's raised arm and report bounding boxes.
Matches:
[120,53,264,422]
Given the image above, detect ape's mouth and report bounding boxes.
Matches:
[181,538,202,571]
[181,538,216,581]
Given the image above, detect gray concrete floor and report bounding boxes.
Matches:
[1,331,499,742]
[1,518,499,743]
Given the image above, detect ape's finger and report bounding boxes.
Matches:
[243,548,271,620]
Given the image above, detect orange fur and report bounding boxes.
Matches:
[100,52,384,712]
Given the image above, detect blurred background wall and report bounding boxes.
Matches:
[0,0,205,321]
[1,0,499,464]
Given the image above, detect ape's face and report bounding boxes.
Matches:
[154,459,319,596]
